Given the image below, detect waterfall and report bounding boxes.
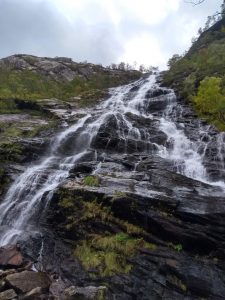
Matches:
[0,72,224,246]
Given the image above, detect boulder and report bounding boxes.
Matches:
[6,271,51,294]
[22,287,44,300]
[0,289,17,300]
[63,286,107,300]
[0,245,23,268]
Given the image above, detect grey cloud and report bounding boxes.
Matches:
[0,0,123,64]
[0,0,223,67]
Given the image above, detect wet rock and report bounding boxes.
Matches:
[63,286,107,300]
[146,88,171,98]
[0,270,16,279]
[49,278,67,299]
[22,287,44,300]
[6,271,51,294]
[0,280,6,292]
[0,289,17,300]
[0,245,23,268]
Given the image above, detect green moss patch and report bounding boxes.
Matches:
[54,190,157,277]
[75,233,156,277]
[83,175,100,187]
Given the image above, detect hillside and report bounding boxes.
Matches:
[0,55,141,194]
[163,17,225,130]
[0,54,140,107]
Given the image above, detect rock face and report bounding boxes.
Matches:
[1,70,225,300]
[0,54,141,84]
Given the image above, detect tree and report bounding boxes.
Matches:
[185,0,225,18]
[118,62,126,71]
[139,64,145,73]
[194,77,225,121]
[167,54,182,68]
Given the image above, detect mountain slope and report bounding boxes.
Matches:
[0,54,140,105]
[163,17,225,130]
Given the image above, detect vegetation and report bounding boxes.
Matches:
[75,233,156,277]
[54,189,157,277]
[83,175,100,187]
[194,77,225,130]
[169,243,183,252]
[0,140,24,162]
[0,99,19,114]
[0,65,140,111]
[163,17,225,130]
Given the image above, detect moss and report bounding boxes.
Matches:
[169,243,183,252]
[57,193,145,235]
[52,189,158,278]
[0,99,19,114]
[83,175,100,187]
[0,140,24,162]
[75,233,155,277]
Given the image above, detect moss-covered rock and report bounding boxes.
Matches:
[48,187,157,278]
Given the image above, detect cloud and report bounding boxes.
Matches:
[0,0,223,69]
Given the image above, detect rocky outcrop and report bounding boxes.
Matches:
[44,153,225,299]
[0,54,141,84]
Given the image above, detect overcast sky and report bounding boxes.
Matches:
[0,0,222,69]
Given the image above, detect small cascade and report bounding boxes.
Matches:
[0,72,225,246]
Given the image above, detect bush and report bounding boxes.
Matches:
[193,76,225,129]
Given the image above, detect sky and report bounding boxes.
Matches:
[0,0,223,69]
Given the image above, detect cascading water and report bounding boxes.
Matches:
[0,72,224,246]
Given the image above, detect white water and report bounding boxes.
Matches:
[0,73,224,246]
